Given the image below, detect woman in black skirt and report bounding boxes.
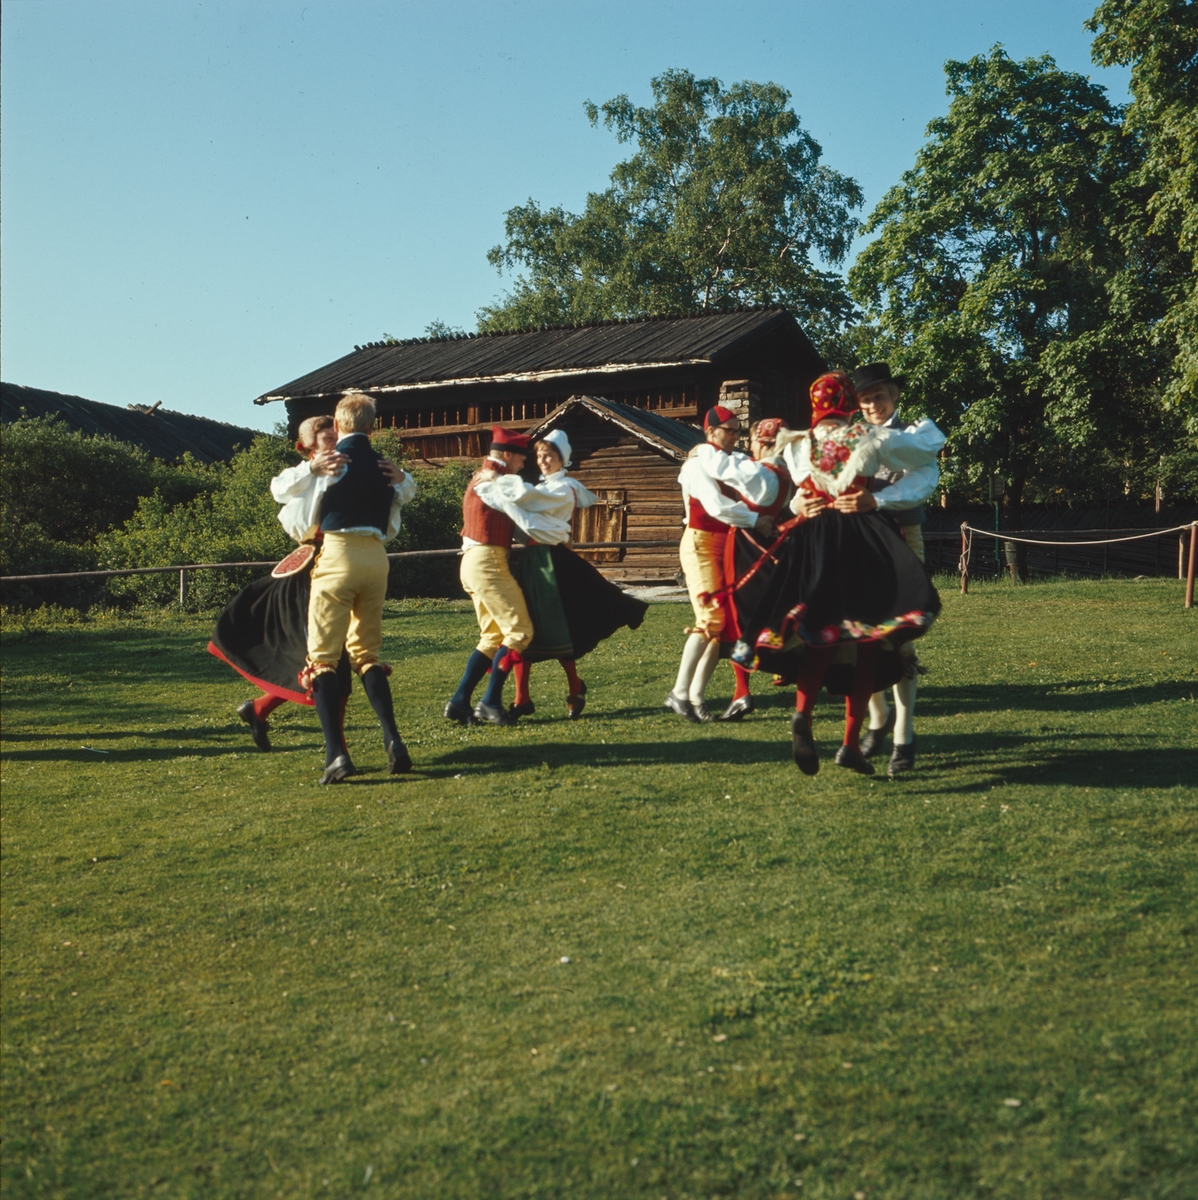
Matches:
[473,430,648,718]
[208,418,409,750]
[731,372,941,776]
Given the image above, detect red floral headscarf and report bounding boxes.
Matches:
[809,371,859,424]
[753,417,787,444]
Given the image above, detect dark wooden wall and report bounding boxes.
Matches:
[556,410,685,584]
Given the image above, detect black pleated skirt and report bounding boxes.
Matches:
[207,565,352,703]
[736,510,940,674]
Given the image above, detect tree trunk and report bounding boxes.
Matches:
[1002,474,1028,581]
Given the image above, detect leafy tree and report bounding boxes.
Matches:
[1088,0,1198,424]
[0,415,215,606]
[479,69,863,344]
[848,47,1156,567]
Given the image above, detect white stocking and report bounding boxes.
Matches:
[671,633,708,700]
[688,637,721,705]
[868,691,891,731]
[893,674,917,745]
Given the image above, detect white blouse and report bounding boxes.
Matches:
[776,421,942,511]
[471,469,597,545]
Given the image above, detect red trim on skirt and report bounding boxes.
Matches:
[206,641,312,706]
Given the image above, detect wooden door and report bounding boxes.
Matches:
[573,489,627,562]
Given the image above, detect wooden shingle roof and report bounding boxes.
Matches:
[529,395,704,462]
[254,307,819,404]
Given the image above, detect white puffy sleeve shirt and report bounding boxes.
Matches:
[472,472,574,545]
[678,444,778,530]
[873,418,946,513]
[778,424,942,512]
[270,460,417,544]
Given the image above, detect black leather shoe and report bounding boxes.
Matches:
[717,695,755,722]
[859,709,895,758]
[237,700,272,752]
[888,737,917,777]
[566,680,587,719]
[508,700,536,718]
[444,700,479,726]
[474,701,516,726]
[387,739,413,774]
[791,712,819,775]
[691,701,713,723]
[663,693,695,721]
[834,745,876,775]
[319,754,355,785]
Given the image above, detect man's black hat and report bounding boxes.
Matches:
[851,362,906,392]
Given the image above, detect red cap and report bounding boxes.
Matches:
[703,405,739,431]
[809,372,859,424]
[489,425,531,453]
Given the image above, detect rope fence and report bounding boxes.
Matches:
[2,529,1194,609]
[952,521,1197,609]
[0,542,683,604]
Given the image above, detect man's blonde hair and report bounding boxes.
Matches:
[335,392,377,434]
[296,414,335,450]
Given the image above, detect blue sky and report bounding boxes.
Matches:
[1,0,1128,431]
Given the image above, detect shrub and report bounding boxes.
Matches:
[0,415,215,608]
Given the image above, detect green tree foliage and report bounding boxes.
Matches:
[0,416,214,605]
[98,436,300,609]
[848,47,1165,550]
[1088,0,1198,422]
[478,69,863,344]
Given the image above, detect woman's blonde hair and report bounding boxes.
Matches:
[296,414,335,450]
[335,391,377,434]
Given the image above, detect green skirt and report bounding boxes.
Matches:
[511,545,574,661]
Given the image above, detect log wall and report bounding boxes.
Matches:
[562,412,685,584]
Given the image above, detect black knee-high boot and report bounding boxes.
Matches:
[361,665,412,774]
[312,671,353,782]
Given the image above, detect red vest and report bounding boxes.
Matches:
[462,461,516,547]
[687,497,731,533]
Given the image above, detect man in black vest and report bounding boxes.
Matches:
[305,392,417,784]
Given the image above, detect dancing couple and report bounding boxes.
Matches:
[444,425,647,725]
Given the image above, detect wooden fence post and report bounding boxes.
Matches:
[960,523,969,594]
[179,568,189,606]
[1186,524,1196,610]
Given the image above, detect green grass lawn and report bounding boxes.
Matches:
[2,577,1196,1199]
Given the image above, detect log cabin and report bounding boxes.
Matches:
[251,307,827,583]
[252,307,826,457]
[527,395,704,584]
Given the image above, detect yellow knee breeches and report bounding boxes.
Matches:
[459,544,534,655]
[679,526,728,640]
[306,533,389,672]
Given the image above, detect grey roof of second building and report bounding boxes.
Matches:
[529,395,705,462]
[2,382,262,464]
[254,307,820,404]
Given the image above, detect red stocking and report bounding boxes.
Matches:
[793,646,836,722]
[512,658,532,707]
[559,658,583,694]
[252,693,285,721]
[843,643,879,751]
[732,663,752,702]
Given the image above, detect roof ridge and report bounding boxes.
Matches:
[351,305,789,353]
